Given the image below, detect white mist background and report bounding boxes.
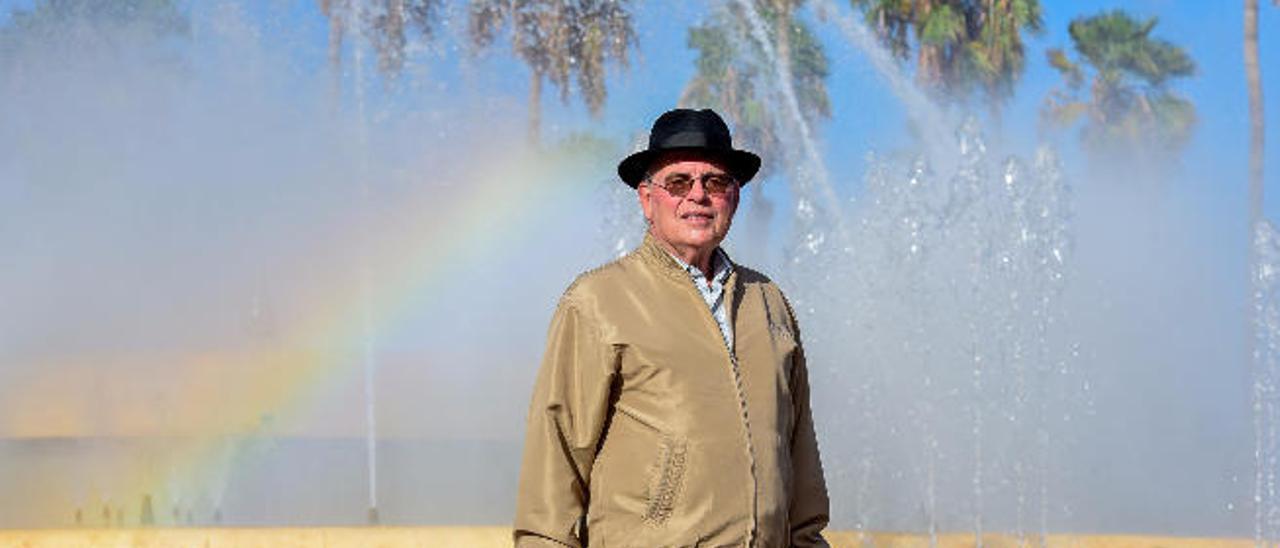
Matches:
[0,0,1274,536]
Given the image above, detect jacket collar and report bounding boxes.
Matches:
[636,233,704,272]
[636,232,737,286]
[636,232,744,336]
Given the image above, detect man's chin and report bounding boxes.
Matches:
[677,233,722,250]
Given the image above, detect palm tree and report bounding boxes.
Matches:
[853,0,913,59]
[968,0,1043,113]
[1,0,187,32]
[1041,10,1196,163]
[766,0,809,112]
[467,0,637,145]
[0,0,187,55]
[681,0,829,250]
[851,0,939,85]
[850,0,1042,114]
[681,0,830,179]
[319,0,349,100]
[318,0,440,99]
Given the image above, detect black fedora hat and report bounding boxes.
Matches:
[617,109,761,188]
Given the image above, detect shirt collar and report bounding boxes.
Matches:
[665,246,733,285]
[636,232,736,285]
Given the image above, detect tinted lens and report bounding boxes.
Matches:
[655,173,735,197]
[703,174,735,195]
[661,175,693,197]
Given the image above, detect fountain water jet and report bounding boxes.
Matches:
[1252,219,1280,545]
[708,0,1076,541]
[727,0,849,257]
[810,0,954,162]
[334,0,383,525]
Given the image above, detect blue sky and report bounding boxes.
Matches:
[301,0,1280,220]
[2,0,1276,218]
[2,0,1276,290]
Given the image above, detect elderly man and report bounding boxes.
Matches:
[514,109,829,547]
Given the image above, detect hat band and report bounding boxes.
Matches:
[658,130,729,149]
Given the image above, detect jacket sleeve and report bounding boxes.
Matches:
[786,300,831,547]
[513,295,618,548]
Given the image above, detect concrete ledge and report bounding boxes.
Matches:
[0,528,1254,547]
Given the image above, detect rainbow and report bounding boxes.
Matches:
[72,144,615,520]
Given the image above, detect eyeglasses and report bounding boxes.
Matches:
[646,172,739,197]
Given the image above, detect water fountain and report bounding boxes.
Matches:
[1253,219,1280,545]
[713,2,1074,543]
[0,0,1260,545]
[344,0,383,526]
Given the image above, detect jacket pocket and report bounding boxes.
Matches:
[642,434,688,527]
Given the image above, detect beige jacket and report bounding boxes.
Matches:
[513,235,829,547]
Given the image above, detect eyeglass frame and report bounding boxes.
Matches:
[642,171,740,198]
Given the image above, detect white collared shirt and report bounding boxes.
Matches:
[666,248,734,352]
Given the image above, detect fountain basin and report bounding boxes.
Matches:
[0,528,1254,547]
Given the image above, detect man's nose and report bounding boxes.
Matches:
[684,178,711,203]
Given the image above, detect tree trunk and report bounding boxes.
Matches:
[389,0,405,28]
[388,0,405,70]
[1245,0,1265,223]
[984,0,1004,132]
[386,0,405,34]
[528,70,543,146]
[772,0,794,94]
[771,0,796,136]
[991,0,1007,76]
[327,0,346,107]
[725,65,739,123]
[919,46,940,89]
[915,0,940,88]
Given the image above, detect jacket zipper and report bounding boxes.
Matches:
[682,279,758,546]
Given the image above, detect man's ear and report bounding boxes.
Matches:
[637,184,653,223]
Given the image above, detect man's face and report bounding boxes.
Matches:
[637,153,740,259]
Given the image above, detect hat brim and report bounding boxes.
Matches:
[617,147,761,188]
